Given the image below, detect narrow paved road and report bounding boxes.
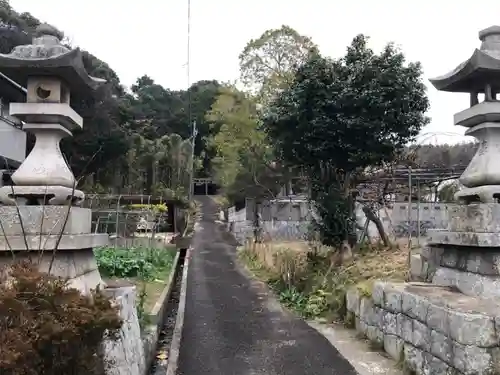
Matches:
[176,196,358,375]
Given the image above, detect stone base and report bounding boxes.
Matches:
[346,282,500,375]
[448,203,500,232]
[419,244,500,298]
[0,233,108,251]
[455,185,500,204]
[435,244,500,277]
[0,248,104,294]
[427,203,500,246]
[0,185,84,205]
[427,230,500,247]
[0,205,91,235]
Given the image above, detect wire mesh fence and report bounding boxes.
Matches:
[83,194,178,250]
[356,165,464,249]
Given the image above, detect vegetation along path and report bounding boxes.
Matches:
[176,196,358,375]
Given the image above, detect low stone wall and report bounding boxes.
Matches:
[346,281,500,375]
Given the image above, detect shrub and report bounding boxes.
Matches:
[0,261,122,375]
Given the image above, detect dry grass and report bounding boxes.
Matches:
[240,238,409,320]
[244,240,309,282]
[338,245,408,293]
[244,239,409,287]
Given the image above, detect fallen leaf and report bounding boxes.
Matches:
[156,351,168,360]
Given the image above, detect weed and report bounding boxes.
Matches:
[136,284,149,328]
[344,311,355,328]
[240,239,407,322]
[356,281,373,298]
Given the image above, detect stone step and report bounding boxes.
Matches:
[346,281,500,375]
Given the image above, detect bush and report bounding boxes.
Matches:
[0,261,122,375]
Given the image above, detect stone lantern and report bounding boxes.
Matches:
[430,25,500,204]
[0,24,108,293]
[425,26,500,281]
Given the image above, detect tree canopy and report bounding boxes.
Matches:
[206,85,282,203]
[239,25,318,104]
[264,34,430,173]
[262,34,430,245]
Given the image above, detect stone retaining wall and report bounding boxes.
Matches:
[346,281,500,375]
[103,286,146,375]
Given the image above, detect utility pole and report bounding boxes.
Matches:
[189,120,197,200]
[186,0,193,200]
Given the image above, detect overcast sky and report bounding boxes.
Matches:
[9,0,500,145]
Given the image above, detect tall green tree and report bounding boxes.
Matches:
[263,35,430,246]
[239,25,318,104]
[206,85,282,203]
[178,80,220,175]
[63,51,130,186]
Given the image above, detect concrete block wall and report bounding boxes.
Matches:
[346,282,500,375]
[0,117,26,164]
[261,220,309,241]
[355,202,457,240]
[227,200,457,243]
[388,203,459,237]
[227,206,252,243]
[227,199,311,242]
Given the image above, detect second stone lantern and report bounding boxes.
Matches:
[430,25,500,204]
[0,24,108,293]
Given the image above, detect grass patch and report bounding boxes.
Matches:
[239,241,407,323]
[95,246,177,325]
[238,246,278,282]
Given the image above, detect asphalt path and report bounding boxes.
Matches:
[176,196,358,375]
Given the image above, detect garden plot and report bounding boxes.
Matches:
[94,245,177,325]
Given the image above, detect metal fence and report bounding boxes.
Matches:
[357,166,463,249]
[84,194,178,249]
